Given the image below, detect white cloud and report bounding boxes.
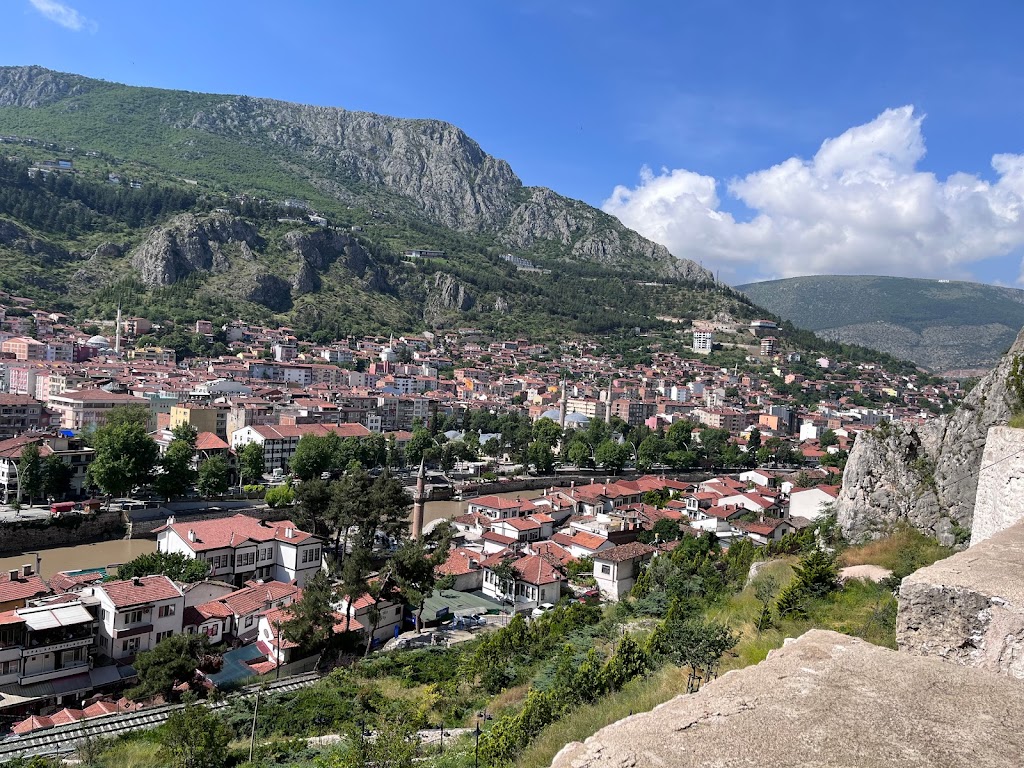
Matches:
[603,107,1024,283]
[28,0,96,32]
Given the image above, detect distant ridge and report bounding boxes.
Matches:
[737,274,1024,374]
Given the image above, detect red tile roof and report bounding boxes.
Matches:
[195,432,230,451]
[594,541,656,564]
[98,575,182,608]
[0,572,49,603]
[156,514,317,551]
[221,580,299,616]
[49,570,105,593]
[436,547,484,577]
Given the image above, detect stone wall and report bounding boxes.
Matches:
[897,518,1024,679]
[970,426,1024,546]
[0,510,125,555]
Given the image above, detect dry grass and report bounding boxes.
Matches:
[839,526,952,571]
[515,665,688,768]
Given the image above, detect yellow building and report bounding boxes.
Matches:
[169,404,229,440]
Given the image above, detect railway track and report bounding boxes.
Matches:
[0,672,320,760]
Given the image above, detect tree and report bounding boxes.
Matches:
[532,417,562,447]
[170,422,198,448]
[404,427,434,466]
[653,604,736,680]
[283,571,337,653]
[88,420,159,498]
[393,522,454,631]
[328,468,372,556]
[155,439,197,500]
[41,454,73,500]
[290,433,340,481]
[526,440,555,473]
[130,633,211,699]
[754,574,779,632]
[102,403,151,430]
[652,517,682,542]
[748,428,762,453]
[637,435,667,471]
[367,470,412,544]
[294,477,332,536]
[117,551,210,583]
[264,484,295,508]
[197,456,229,496]
[238,441,266,484]
[566,439,593,469]
[490,557,518,606]
[595,439,628,473]
[820,429,838,448]
[158,704,232,768]
[17,443,44,506]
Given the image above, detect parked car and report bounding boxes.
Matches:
[531,602,555,618]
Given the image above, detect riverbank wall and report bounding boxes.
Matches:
[0,510,126,555]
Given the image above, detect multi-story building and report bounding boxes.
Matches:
[155,514,324,587]
[170,404,229,441]
[47,390,147,431]
[128,346,176,365]
[610,398,657,427]
[0,394,47,439]
[85,575,184,661]
[230,422,370,471]
[0,432,95,502]
[1,337,46,361]
[0,599,97,690]
[692,406,754,433]
[693,330,713,354]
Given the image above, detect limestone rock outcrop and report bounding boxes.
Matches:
[551,629,1024,768]
[969,426,1024,546]
[424,273,473,325]
[897,517,1024,679]
[130,213,262,287]
[835,325,1024,543]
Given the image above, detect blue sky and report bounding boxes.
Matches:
[5,1,1024,285]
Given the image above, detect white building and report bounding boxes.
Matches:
[788,485,840,522]
[86,575,185,660]
[230,423,371,471]
[593,542,656,602]
[155,514,324,587]
[0,600,97,687]
[693,330,713,354]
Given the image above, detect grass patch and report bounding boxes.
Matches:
[839,525,953,572]
[515,665,688,768]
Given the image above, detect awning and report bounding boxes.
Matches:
[89,664,121,687]
[22,603,94,631]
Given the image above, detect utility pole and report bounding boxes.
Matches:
[248,686,262,763]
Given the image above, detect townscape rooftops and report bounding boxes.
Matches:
[98,574,182,608]
[155,513,318,551]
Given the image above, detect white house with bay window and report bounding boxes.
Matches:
[154,514,324,587]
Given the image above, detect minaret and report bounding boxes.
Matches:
[558,380,567,431]
[114,300,122,355]
[605,386,612,424]
[411,458,426,539]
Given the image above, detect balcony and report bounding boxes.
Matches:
[20,660,89,686]
[23,628,95,657]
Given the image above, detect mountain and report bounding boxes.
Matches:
[737,275,1024,374]
[0,65,752,338]
[835,324,1024,545]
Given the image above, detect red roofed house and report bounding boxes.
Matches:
[593,542,657,601]
[155,513,324,587]
[85,575,184,661]
[467,495,537,521]
[335,589,404,646]
[733,517,795,546]
[0,563,50,611]
[436,547,485,592]
[212,580,300,642]
[481,553,565,611]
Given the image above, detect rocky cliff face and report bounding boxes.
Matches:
[835,326,1024,544]
[0,65,92,108]
[0,66,713,283]
[130,213,262,287]
[502,188,713,281]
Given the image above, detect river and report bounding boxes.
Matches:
[0,489,545,580]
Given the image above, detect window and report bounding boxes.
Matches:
[0,660,17,675]
[156,630,174,642]
[122,637,140,652]
[244,615,254,628]
[600,564,611,575]
[203,624,218,637]
[158,604,175,618]
[302,550,309,564]
[125,610,143,624]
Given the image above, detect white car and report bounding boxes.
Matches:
[531,602,555,618]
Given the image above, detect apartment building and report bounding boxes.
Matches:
[0,432,95,502]
[230,422,370,471]
[0,599,98,689]
[47,390,148,431]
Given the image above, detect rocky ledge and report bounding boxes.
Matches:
[551,629,1024,768]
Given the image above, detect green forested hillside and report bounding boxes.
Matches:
[738,275,1024,372]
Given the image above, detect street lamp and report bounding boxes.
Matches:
[474,720,481,768]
